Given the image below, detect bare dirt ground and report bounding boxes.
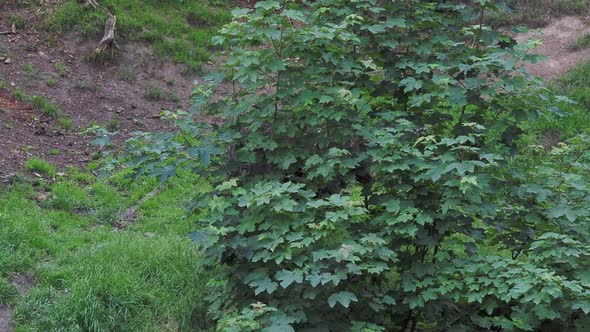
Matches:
[0,5,198,176]
[0,308,11,332]
[516,16,590,78]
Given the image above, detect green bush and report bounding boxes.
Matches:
[122,1,590,330]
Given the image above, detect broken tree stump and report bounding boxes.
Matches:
[78,0,117,53]
[96,11,116,52]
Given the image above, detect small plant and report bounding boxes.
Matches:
[31,95,46,110]
[75,81,100,92]
[105,119,120,131]
[31,95,60,118]
[87,162,100,171]
[166,79,175,86]
[46,77,58,87]
[570,32,590,50]
[11,88,29,102]
[22,63,38,79]
[0,80,7,90]
[118,68,134,82]
[8,15,26,30]
[145,83,163,101]
[49,149,60,156]
[59,117,73,130]
[169,92,181,103]
[25,157,57,176]
[54,62,67,77]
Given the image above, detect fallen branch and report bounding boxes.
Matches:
[0,24,16,36]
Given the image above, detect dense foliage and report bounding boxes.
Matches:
[120,0,590,330]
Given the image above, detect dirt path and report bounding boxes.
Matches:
[516,16,590,78]
[0,307,11,332]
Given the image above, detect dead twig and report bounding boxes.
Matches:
[0,24,16,36]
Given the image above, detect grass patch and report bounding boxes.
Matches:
[31,96,62,119]
[29,95,72,129]
[54,62,68,77]
[520,60,590,149]
[559,61,590,89]
[46,77,58,87]
[25,157,57,176]
[49,0,232,70]
[12,88,30,102]
[105,118,120,131]
[570,32,590,50]
[118,67,135,82]
[145,83,164,101]
[31,95,61,118]
[170,91,181,104]
[58,117,73,130]
[0,171,214,331]
[22,63,38,79]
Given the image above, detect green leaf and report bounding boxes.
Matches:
[255,1,280,10]
[399,77,423,93]
[275,270,304,288]
[328,291,358,308]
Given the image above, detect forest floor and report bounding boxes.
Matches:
[1,2,590,331]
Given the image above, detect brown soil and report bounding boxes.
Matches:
[0,5,198,176]
[516,16,590,78]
